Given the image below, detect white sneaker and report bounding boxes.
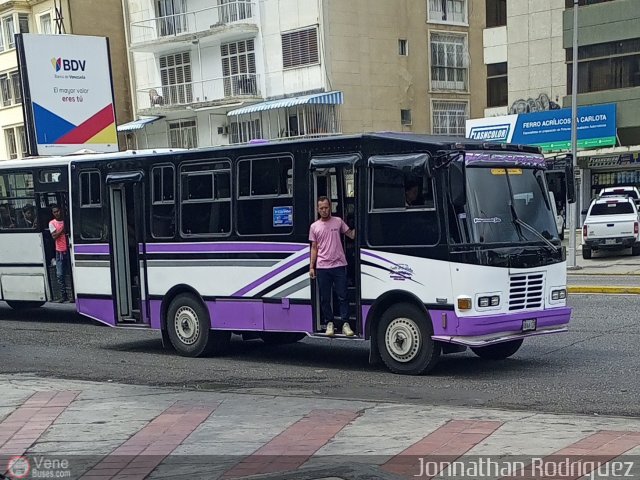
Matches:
[342,322,354,337]
[325,322,335,337]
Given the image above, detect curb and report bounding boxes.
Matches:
[567,272,640,276]
[568,286,640,294]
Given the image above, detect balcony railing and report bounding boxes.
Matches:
[138,74,261,110]
[130,1,255,45]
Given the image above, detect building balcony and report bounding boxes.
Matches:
[130,1,258,53]
[136,74,262,114]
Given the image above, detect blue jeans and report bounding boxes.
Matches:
[56,251,69,300]
[317,266,349,323]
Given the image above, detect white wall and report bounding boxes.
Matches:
[506,0,566,113]
[483,26,507,65]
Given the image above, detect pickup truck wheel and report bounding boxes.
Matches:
[582,247,592,259]
[632,245,640,256]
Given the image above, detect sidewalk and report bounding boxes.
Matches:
[2,375,640,479]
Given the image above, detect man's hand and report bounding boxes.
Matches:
[309,267,316,279]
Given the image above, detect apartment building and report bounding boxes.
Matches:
[563,0,640,205]
[0,0,132,160]
[482,0,566,117]
[121,0,486,148]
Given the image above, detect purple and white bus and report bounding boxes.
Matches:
[67,134,572,375]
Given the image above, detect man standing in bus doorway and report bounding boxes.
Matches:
[309,196,356,337]
[49,205,69,303]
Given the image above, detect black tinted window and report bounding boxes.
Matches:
[152,166,175,238]
[78,170,103,240]
[590,202,635,215]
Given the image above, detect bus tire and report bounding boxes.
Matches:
[471,339,523,360]
[6,301,45,310]
[259,332,306,345]
[582,247,592,259]
[376,303,440,375]
[166,294,230,357]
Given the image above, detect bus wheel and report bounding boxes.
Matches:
[166,294,230,357]
[377,303,440,375]
[260,332,306,345]
[471,339,523,360]
[6,301,45,310]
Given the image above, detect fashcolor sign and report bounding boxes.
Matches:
[17,34,118,156]
[466,104,617,152]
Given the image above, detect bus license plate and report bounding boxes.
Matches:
[522,319,537,332]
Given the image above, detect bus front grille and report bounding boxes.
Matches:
[509,273,544,311]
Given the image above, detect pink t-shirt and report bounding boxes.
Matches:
[49,219,68,252]
[309,216,350,269]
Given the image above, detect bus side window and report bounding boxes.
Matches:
[151,165,176,239]
[79,171,104,240]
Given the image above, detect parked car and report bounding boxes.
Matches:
[598,186,640,207]
[582,195,640,259]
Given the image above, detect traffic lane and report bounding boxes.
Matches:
[568,274,640,286]
[0,295,638,417]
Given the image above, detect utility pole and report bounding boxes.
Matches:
[568,0,580,269]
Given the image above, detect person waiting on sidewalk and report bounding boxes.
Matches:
[49,204,70,303]
[309,196,356,337]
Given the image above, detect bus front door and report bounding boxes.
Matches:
[107,173,148,325]
[309,155,361,336]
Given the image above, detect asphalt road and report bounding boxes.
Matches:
[1,294,639,417]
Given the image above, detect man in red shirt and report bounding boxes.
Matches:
[49,205,69,303]
[309,197,356,336]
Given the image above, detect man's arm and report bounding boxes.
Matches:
[345,228,355,240]
[310,241,318,279]
[50,223,65,240]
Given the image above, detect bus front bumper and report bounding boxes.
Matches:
[431,307,571,347]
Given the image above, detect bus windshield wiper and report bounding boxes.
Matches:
[509,204,559,252]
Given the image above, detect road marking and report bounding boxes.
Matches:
[498,430,640,480]
[381,419,503,478]
[222,409,360,479]
[568,286,640,294]
[0,391,79,456]
[80,401,219,480]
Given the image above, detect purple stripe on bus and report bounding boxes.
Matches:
[361,304,371,337]
[76,297,115,326]
[74,244,110,255]
[149,299,162,329]
[429,306,571,337]
[145,243,307,254]
[209,300,264,330]
[362,250,399,267]
[232,253,310,297]
[263,302,313,333]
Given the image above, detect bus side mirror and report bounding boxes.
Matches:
[566,160,576,204]
[449,162,466,208]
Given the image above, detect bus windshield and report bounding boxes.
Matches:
[466,167,559,244]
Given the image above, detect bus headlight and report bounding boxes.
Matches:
[478,296,500,308]
[551,289,567,300]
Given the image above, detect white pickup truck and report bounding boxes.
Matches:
[582,195,640,259]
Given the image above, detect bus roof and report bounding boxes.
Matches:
[0,133,541,169]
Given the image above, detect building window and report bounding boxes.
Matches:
[0,71,21,107]
[430,33,468,91]
[219,0,253,23]
[159,52,192,106]
[221,39,257,97]
[39,13,52,34]
[155,0,187,37]
[486,0,506,28]
[487,62,508,107]
[2,16,15,50]
[282,27,319,69]
[398,39,408,56]
[168,118,197,148]
[428,0,467,24]
[565,0,615,7]
[230,119,261,144]
[401,109,412,126]
[4,126,25,159]
[432,101,468,136]
[568,39,640,94]
[18,13,29,33]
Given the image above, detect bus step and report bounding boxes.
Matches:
[312,332,360,339]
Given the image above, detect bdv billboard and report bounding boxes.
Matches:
[16,33,119,156]
[465,104,616,152]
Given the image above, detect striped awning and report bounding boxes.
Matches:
[117,116,161,132]
[227,91,343,116]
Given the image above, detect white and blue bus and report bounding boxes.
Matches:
[8,134,571,375]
